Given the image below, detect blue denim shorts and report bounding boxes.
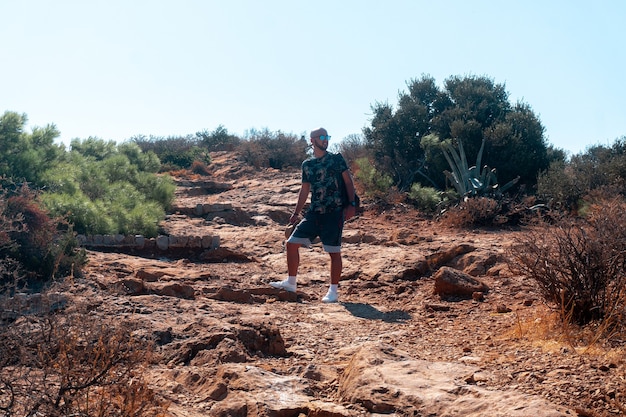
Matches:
[287,209,344,253]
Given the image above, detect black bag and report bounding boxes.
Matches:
[338,162,360,210]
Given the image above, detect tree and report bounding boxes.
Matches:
[538,136,626,209]
[0,111,64,186]
[364,75,554,192]
[364,75,447,191]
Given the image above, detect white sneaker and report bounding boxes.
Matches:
[321,290,338,303]
[269,280,297,293]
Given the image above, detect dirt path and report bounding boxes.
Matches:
[78,152,624,416]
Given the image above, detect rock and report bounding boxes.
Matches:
[116,278,147,295]
[211,287,254,303]
[472,291,485,301]
[433,266,489,299]
[496,304,512,313]
[149,282,196,299]
[425,243,476,270]
[135,268,167,282]
[338,342,572,416]
[156,235,169,250]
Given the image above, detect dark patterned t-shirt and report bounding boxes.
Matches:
[302,152,348,214]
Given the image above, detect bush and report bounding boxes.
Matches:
[0,292,169,416]
[440,196,500,228]
[196,125,241,152]
[132,135,210,171]
[408,183,442,213]
[190,160,210,175]
[354,157,394,201]
[538,137,626,211]
[42,139,175,237]
[238,129,308,169]
[41,192,114,235]
[509,196,626,331]
[0,185,85,290]
[331,133,368,167]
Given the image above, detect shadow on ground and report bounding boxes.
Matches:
[342,302,411,322]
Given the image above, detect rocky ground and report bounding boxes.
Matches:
[75,152,624,416]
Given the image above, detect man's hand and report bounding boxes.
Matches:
[289,213,300,225]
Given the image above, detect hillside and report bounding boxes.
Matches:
[74,151,623,416]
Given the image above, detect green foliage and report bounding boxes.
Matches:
[354,157,394,200]
[364,75,552,192]
[196,125,241,151]
[485,102,552,186]
[538,136,626,210]
[70,137,117,160]
[238,128,308,169]
[433,135,519,198]
[408,183,442,213]
[42,138,174,237]
[118,141,161,173]
[0,111,64,186]
[132,134,210,171]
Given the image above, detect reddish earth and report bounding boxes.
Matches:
[77,152,624,416]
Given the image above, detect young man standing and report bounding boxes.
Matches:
[270,127,356,303]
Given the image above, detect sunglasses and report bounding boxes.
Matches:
[317,135,331,141]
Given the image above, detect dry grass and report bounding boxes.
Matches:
[506,306,626,361]
[440,197,500,228]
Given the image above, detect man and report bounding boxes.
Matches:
[270,127,357,303]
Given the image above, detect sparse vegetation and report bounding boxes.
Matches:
[354,157,395,203]
[509,196,626,334]
[440,196,500,228]
[3,70,626,415]
[0,292,168,416]
[238,128,308,169]
[0,184,84,290]
[132,134,210,172]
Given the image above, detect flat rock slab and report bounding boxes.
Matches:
[338,342,573,417]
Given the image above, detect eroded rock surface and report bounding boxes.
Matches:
[52,152,623,416]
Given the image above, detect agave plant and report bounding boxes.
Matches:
[441,137,519,197]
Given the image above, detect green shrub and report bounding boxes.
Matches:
[132,135,209,171]
[538,137,626,211]
[118,141,161,173]
[408,183,442,213]
[70,137,117,160]
[41,192,114,235]
[123,202,163,237]
[196,125,241,151]
[354,157,394,200]
[0,111,65,186]
[133,172,176,211]
[41,139,175,237]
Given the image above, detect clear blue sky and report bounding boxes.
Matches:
[2,0,625,155]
